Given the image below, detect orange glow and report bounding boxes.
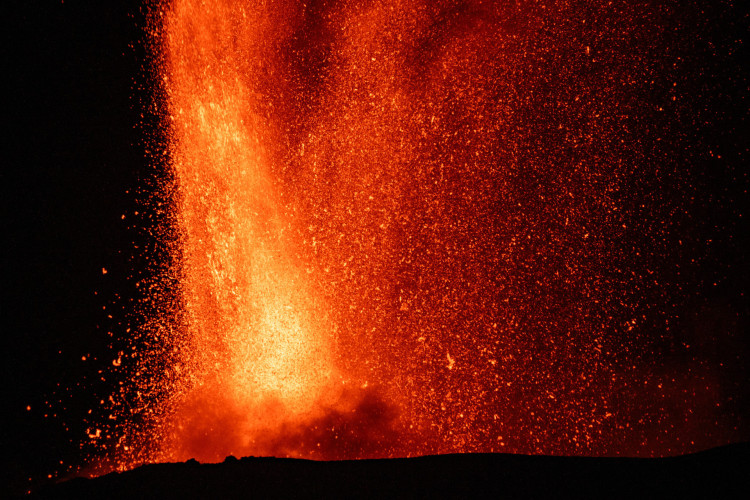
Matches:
[161,0,349,462]
[92,0,745,469]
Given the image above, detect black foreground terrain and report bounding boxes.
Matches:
[31,442,749,499]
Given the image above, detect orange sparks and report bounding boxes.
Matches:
[96,0,745,469]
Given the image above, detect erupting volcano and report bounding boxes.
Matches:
[20,0,742,481]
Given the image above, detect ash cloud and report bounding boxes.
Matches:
[171,384,410,463]
[255,385,403,460]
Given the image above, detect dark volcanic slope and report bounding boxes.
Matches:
[32,443,749,499]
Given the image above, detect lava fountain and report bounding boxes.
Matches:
[110,0,747,467]
[159,0,352,462]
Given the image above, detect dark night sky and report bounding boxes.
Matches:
[2,0,749,496]
[3,1,158,493]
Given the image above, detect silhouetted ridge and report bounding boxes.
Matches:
[32,442,750,499]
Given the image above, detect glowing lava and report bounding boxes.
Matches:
[160,0,348,462]
[106,0,748,466]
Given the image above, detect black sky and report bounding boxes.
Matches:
[3,0,156,494]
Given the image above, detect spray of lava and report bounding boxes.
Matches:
[154,0,623,462]
[158,0,354,462]
[91,0,746,470]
